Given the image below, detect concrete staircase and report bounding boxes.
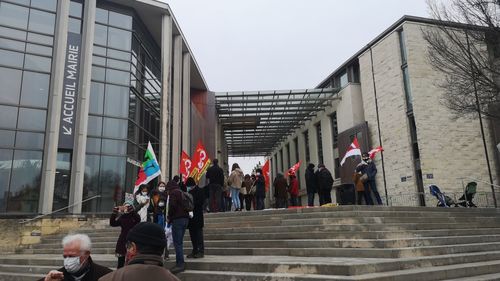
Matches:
[1,206,500,280]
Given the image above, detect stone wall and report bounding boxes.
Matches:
[358,27,418,199]
[0,216,109,253]
[404,22,499,194]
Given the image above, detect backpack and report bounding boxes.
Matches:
[181,191,194,212]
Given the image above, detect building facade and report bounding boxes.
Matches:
[0,0,213,215]
[269,16,500,206]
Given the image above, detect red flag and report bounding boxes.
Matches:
[369,146,384,159]
[189,140,211,183]
[340,137,362,166]
[288,161,302,176]
[179,151,192,184]
[262,160,270,192]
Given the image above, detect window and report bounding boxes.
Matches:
[0,67,22,104]
[20,71,50,107]
[334,158,340,179]
[0,3,29,30]
[17,108,46,131]
[7,150,43,212]
[340,71,348,88]
[316,123,323,165]
[399,29,413,111]
[330,112,338,149]
[28,9,55,35]
[304,131,310,163]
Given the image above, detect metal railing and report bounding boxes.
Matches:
[19,195,101,224]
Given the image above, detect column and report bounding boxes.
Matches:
[298,133,307,189]
[160,14,172,180]
[68,0,96,214]
[171,35,183,176]
[182,53,191,153]
[39,0,70,214]
[277,147,283,174]
[282,143,289,172]
[321,117,335,172]
[308,126,319,166]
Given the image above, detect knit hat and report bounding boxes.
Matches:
[126,222,166,248]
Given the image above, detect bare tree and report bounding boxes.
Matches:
[424,0,500,120]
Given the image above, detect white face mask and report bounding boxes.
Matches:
[256,173,261,176]
[158,187,165,192]
[158,201,165,207]
[64,256,82,274]
[187,185,195,192]
[141,192,148,196]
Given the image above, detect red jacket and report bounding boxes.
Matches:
[289,178,299,196]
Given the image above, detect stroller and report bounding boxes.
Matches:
[429,185,457,207]
[456,182,477,208]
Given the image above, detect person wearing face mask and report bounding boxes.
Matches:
[99,222,180,281]
[361,152,383,205]
[151,182,168,228]
[254,168,266,210]
[185,177,205,258]
[40,234,111,281]
[110,202,141,268]
[134,185,150,222]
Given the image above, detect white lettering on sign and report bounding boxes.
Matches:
[198,151,206,169]
[61,45,79,136]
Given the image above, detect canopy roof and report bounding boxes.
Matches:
[215,88,340,156]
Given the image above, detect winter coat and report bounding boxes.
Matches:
[135,194,150,222]
[317,168,334,190]
[188,185,205,230]
[305,167,318,194]
[228,168,244,189]
[242,179,253,195]
[206,164,225,186]
[273,177,288,199]
[288,178,299,197]
[109,211,141,255]
[255,175,266,198]
[98,254,179,281]
[150,190,168,216]
[366,160,377,180]
[352,172,365,192]
[166,181,189,222]
[38,257,111,281]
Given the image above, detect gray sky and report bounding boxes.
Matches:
[164,0,431,174]
[166,0,430,92]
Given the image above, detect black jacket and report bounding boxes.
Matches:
[305,167,318,193]
[255,175,266,198]
[317,168,334,190]
[188,185,205,229]
[110,211,141,255]
[38,257,112,281]
[206,164,225,186]
[366,161,377,181]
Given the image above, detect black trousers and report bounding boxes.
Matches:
[244,195,253,211]
[117,256,125,268]
[319,188,332,205]
[189,227,204,254]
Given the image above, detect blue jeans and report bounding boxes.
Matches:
[307,193,315,206]
[365,180,382,205]
[230,187,240,210]
[172,217,188,266]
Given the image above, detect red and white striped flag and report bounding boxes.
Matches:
[340,137,362,166]
[369,146,384,159]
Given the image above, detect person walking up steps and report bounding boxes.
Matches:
[228,163,244,211]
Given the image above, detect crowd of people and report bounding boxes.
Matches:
[41,156,383,280]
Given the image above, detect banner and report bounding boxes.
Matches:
[179,151,192,184]
[288,161,302,176]
[340,137,362,166]
[58,32,82,149]
[189,140,211,183]
[133,141,161,194]
[262,160,270,192]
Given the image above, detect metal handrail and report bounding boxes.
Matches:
[19,195,101,224]
[460,177,500,189]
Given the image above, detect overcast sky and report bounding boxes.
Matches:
[164,0,432,174]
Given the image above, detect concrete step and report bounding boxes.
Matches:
[0,264,57,275]
[204,210,500,223]
[0,272,44,281]
[32,234,500,250]
[164,251,500,276]
[204,216,500,228]
[177,259,500,281]
[443,273,500,280]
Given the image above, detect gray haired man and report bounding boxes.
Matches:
[40,233,111,281]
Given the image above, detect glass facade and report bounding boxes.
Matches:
[85,4,161,212]
[0,0,56,213]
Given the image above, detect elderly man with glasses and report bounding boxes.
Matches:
[40,233,111,281]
